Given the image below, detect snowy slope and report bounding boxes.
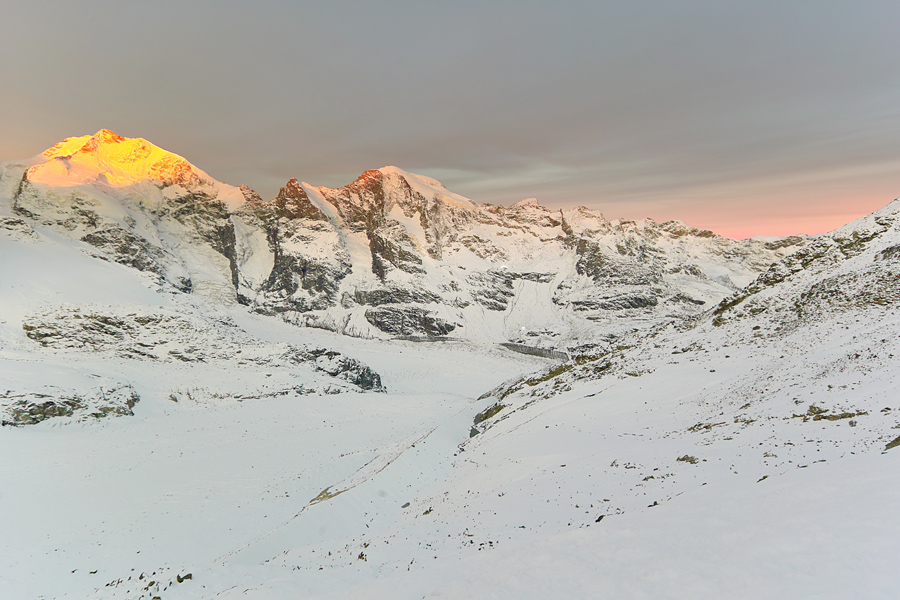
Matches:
[169,198,897,598]
[50,197,900,599]
[0,178,555,598]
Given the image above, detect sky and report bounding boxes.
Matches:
[1,0,898,238]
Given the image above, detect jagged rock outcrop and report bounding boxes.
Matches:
[0,383,140,427]
[235,178,351,312]
[364,306,458,336]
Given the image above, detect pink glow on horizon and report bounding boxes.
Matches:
[704,194,896,239]
[694,210,881,239]
[599,190,899,240]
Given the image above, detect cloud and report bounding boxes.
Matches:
[1,1,899,236]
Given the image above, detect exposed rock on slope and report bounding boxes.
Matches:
[21,306,383,392]
[0,382,139,426]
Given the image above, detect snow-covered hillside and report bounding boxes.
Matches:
[1,131,898,599]
[0,193,555,597]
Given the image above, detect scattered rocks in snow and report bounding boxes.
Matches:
[0,216,40,241]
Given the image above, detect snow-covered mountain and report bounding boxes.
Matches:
[2,130,898,599]
[1,131,806,349]
[0,132,387,426]
[245,167,807,347]
[2,130,256,302]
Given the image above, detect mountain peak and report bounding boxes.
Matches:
[32,130,208,190]
[91,128,125,145]
[511,198,542,209]
[43,129,127,160]
[377,165,427,181]
[15,131,249,211]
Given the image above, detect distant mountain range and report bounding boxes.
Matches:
[0,130,806,349]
